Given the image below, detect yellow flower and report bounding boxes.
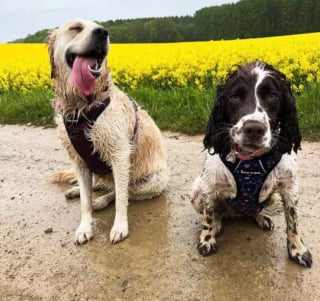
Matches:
[0,32,319,93]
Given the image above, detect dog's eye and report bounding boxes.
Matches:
[266,92,278,102]
[229,94,241,103]
[69,25,83,32]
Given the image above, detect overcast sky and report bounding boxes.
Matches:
[0,0,236,43]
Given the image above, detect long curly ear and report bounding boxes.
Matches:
[277,76,301,154]
[203,93,230,155]
[47,31,57,79]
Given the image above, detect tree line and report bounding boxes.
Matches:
[12,0,320,43]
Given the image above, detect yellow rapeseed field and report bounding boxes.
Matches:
[0,32,319,93]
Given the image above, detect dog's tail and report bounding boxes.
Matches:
[48,170,77,185]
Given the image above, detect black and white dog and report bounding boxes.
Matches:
[191,60,312,267]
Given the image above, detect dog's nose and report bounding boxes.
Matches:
[93,27,108,41]
[243,121,266,140]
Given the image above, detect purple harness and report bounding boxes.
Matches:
[64,97,139,175]
[220,149,282,215]
[63,97,112,175]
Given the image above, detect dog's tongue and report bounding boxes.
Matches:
[71,56,96,96]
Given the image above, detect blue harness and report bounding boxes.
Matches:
[220,149,282,215]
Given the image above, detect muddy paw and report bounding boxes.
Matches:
[110,221,128,244]
[197,241,217,256]
[288,245,313,268]
[255,214,274,231]
[75,225,93,245]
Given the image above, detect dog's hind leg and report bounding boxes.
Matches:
[129,170,169,201]
[66,184,105,200]
[92,192,115,210]
[91,170,168,211]
[91,175,115,210]
[281,183,312,267]
[91,171,168,213]
[65,185,80,199]
[65,174,111,200]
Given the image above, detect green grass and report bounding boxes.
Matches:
[1,84,320,139]
[0,89,55,126]
[126,86,216,134]
[297,83,320,138]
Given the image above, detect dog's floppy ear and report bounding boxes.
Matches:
[275,71,301,154]
[204,68,240,155]
[203,86,230,155]
[47,30,57,79]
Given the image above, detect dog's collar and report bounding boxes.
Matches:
[226,144,270,162]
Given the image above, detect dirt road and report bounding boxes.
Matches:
[0,125,319,300]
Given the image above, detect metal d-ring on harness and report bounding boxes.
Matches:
[63,97,139,175]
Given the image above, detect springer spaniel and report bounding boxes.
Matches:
[190,61,312,267]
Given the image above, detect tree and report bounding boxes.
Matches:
[145,18,182,42]
[10,0,320,43]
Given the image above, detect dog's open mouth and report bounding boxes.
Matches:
[66,49,104,77]
[233,142,269,158]
[66,49,106,97]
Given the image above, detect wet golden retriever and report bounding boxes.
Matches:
[48,19,169,245]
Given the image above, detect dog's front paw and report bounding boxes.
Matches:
[75,223,93,245]
[110,220,128,244]
[198,240,217,256]
[287,241,313,268]
[198,234,217,256]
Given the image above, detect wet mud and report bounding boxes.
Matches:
[0,125,319,300]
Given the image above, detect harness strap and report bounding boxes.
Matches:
[130,97,139,142]
[64,96,139,175]
[64,97,112,175]
[220,148,282,215]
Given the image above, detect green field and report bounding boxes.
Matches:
[0,84,320,138]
